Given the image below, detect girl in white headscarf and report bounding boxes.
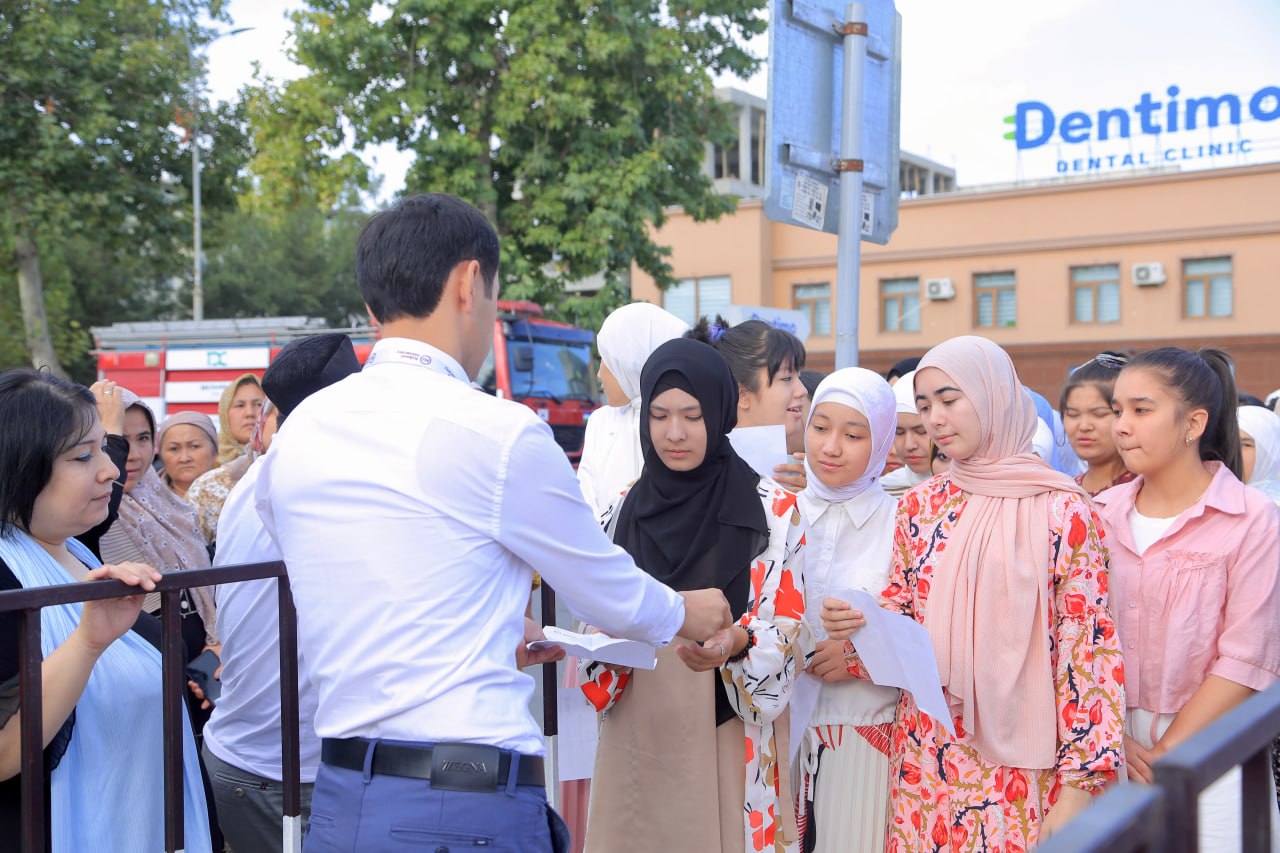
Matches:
[1239,405,1280,506]
[880,370,933,499]
[794,368,899,853]
[577,303,689,516]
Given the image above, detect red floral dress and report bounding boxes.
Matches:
[845,475,1125,852]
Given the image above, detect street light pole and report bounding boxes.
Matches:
[185,24,251,322]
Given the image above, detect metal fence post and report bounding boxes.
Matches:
[18,608,44,853]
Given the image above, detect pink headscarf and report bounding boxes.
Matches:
[916,336,1087,769]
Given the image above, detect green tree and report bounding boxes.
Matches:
[0,0,228,376]
[284,0,765,319]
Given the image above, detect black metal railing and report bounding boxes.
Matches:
[0,561,300,853]
[1038,683,1280,852]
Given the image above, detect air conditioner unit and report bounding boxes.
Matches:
[925,278,956,301]
[1133,262,1167,286]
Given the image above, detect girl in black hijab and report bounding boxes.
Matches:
[582,338,812,853]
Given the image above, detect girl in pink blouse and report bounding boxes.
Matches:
[1096,346,1280,850]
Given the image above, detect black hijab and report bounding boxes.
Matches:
[614,338,769,621]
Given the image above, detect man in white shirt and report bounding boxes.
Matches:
[256,193,731,852]
[202,333,362,853]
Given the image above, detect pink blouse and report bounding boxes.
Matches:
[1094,462,1280,713]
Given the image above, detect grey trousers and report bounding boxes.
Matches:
[203,744,315,852]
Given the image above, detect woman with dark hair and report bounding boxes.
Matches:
[1059,352,1135,496]
[688,316,808,490]
[0,370,212,851]
[581,338,811,853]
[1097,347,1280,850]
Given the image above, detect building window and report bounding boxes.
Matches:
[664,275,732,326]
[974,271,1017,328]
[1071,264,1121,324]
[793,283,832,336]
[880,278,921,332]
[1183,257,1233,318]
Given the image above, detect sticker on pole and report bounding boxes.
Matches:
[861,191,875,237]
[791,173,829,230]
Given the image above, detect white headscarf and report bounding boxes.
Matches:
[1239,405,1280,485]
[578,303,689,515]
[893,369,918,415]
[598,303,690,402]
[802,368,897,504]
[882,368,931,496]
[1032,416,1055,462]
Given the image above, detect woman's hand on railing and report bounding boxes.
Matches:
[74,562,161,655]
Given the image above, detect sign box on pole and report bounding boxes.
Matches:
[764,0,901,244]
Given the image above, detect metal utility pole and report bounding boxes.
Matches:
[185,24,252,321]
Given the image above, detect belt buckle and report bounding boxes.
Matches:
[430,743,502,792]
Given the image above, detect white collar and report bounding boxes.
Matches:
[365,337,469,383]
[799,482,892,529]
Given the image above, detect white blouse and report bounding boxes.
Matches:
[798,486,900,726]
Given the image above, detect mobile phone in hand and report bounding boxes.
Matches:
[185,648,222,707]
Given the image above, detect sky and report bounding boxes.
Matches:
[205,0,1280,198]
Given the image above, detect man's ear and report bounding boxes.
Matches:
[453,259,483,313]
[363,303,380,329]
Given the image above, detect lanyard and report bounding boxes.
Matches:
[364,339,465,382]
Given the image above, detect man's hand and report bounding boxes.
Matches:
[806,639,855,682]
[676,589,733,643]
[517,617,566,668]
[820,597,866,641]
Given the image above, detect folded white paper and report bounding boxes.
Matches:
[527,625,658,670]
[728,425,790,477]
[831,588,954,736]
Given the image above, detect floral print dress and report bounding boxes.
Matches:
[844,475,1125,852]
[582,482,813,853]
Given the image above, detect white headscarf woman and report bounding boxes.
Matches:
[577,303,689,516]
[880,369,933,497]
[1239,405,1280,506]
[795,368,901,853]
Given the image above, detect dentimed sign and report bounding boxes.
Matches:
[1006,83,1280,174]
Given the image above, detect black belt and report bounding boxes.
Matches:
[321,738,545,792]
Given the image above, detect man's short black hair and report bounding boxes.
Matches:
[886,356,921,383]
[357,193,500,324]
[0,370,98,538]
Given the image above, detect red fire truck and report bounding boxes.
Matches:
[92,302,599,462]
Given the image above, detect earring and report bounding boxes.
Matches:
[1185,435,1194,445]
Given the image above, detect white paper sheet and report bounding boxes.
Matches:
[555,686,599,781]
[527,626,658,670]
[830,588,954,736]
[728,425,790,477]
[788,672,823,762]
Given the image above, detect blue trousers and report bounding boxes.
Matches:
[303,744,570,852]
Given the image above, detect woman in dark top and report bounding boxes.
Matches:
[0,370,212,851]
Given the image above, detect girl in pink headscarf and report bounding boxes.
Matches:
[821,336,1125,851]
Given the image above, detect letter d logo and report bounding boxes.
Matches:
[1014,101,1055,150]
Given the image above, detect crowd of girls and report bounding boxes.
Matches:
[573,305,1280,853]
[1,300,1277,853]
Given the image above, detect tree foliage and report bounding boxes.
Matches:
[0,0,231,375]
[285,0,766,319]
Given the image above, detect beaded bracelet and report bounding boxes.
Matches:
[725,626,755,664]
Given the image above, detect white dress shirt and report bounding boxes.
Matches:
[203,456,323,782]
[798,486,900,726]
[256,338,686,755]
